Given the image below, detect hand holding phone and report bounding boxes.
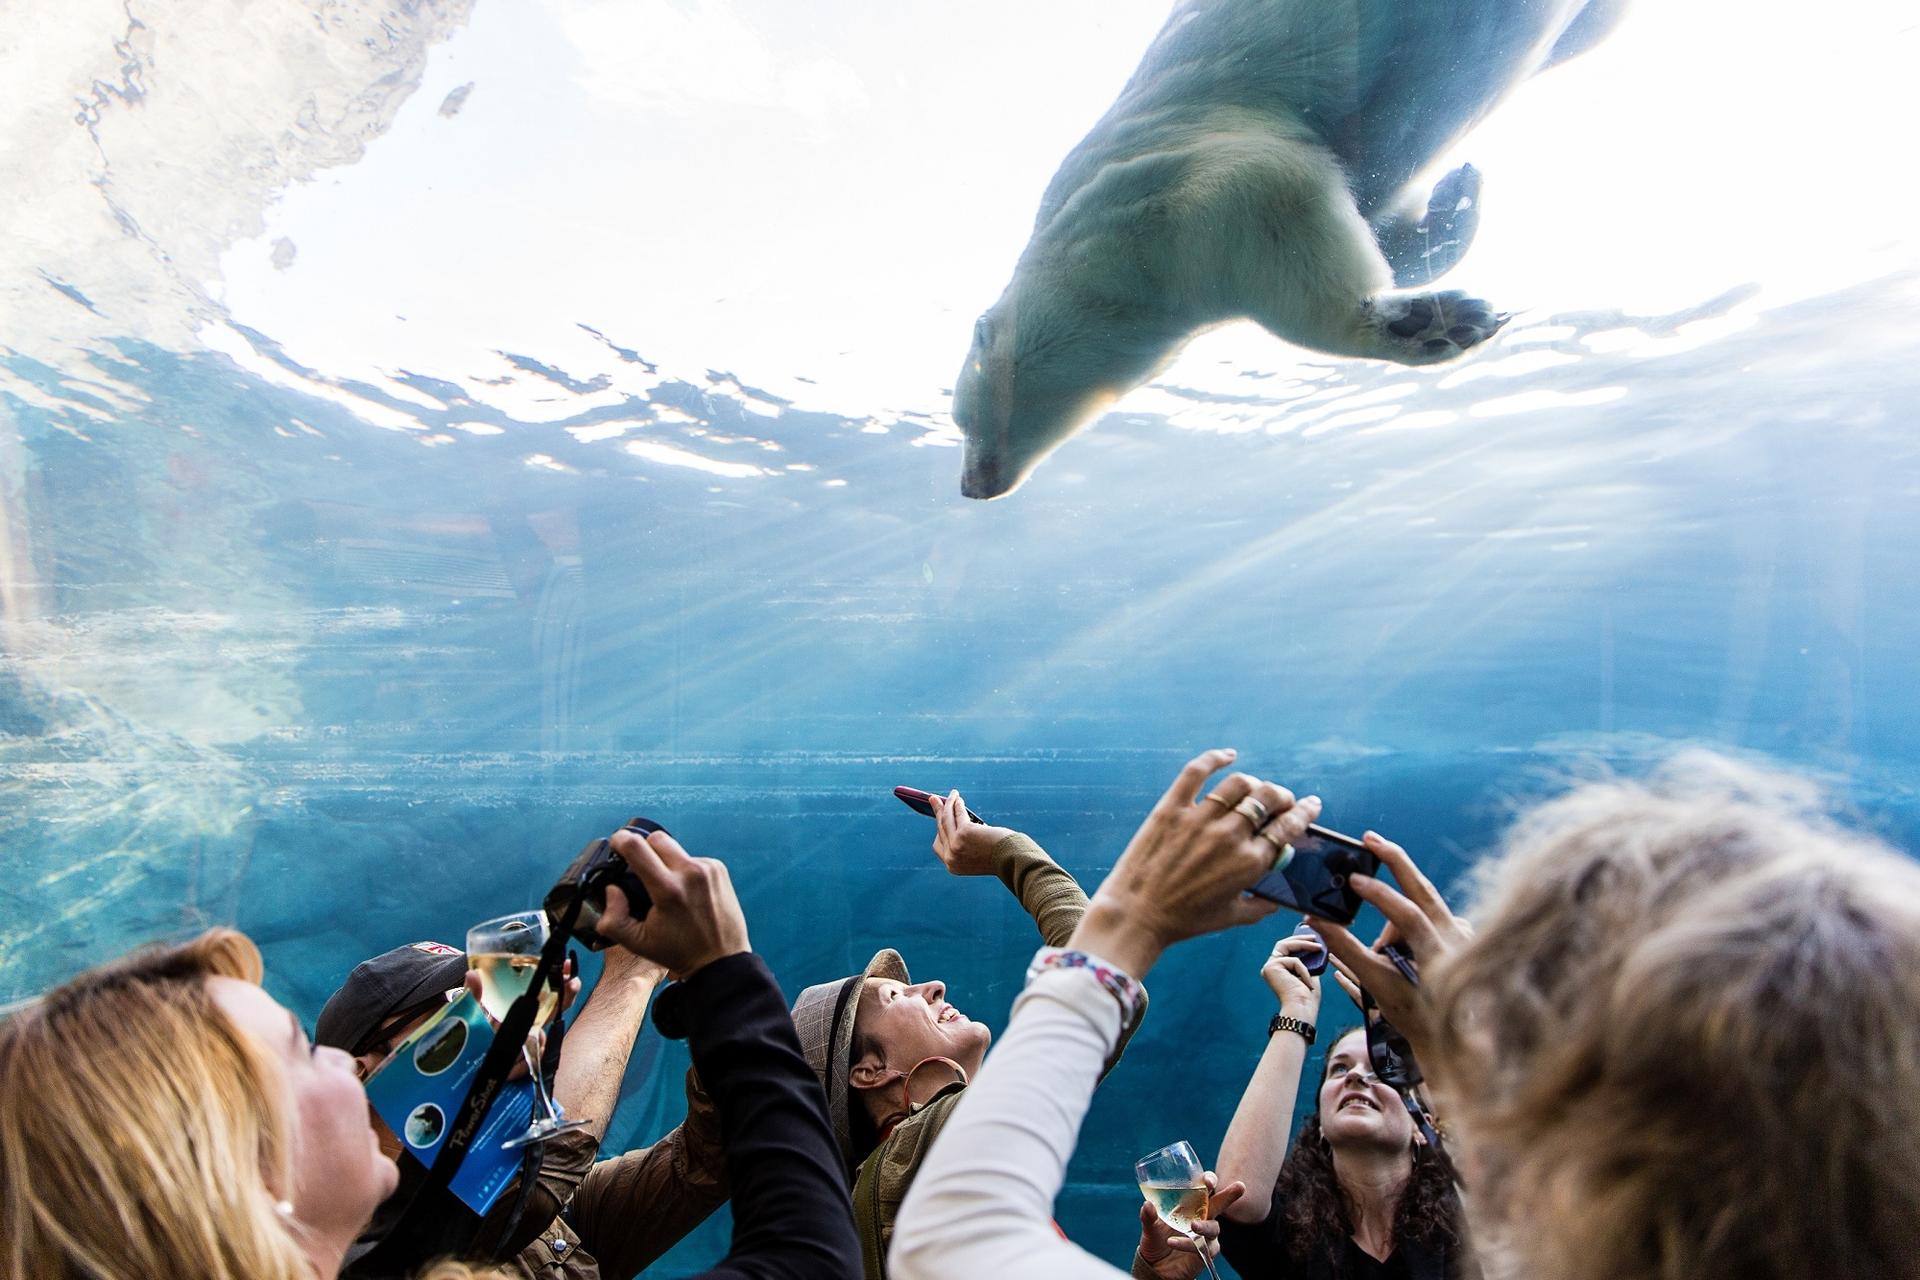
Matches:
[894,786,982,823]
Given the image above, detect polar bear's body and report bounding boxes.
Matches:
[953,0,1627,498]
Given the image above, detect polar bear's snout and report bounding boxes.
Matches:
[959,451,1009,501]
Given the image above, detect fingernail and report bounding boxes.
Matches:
[1303,795,1321,809]
[1351,873,1375,887]
[1222,748,1237,758]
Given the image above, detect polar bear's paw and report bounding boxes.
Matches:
[1364,289,1509,364]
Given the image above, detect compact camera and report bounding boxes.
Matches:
[544,817,667,950]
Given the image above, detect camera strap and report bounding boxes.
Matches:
[1359,984,1465,1191]
[351,888,587,1275]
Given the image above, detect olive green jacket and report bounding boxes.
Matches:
[851,832,1148,1280]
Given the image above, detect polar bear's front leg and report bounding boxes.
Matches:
[1236,143,1507,366]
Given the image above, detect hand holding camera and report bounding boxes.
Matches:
[1310,831,1472,1066]
[593,827,752,980]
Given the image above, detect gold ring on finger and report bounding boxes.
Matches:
[1203,792,1234,810]
[1232,797,1269,830]
[1259,829,1295,868]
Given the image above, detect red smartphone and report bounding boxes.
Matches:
[893,786,983,824]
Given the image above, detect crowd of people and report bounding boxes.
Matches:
[4,747,1919,1280]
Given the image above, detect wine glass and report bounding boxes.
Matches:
[1134,1139,1223,1280]
[465,910,586,1149]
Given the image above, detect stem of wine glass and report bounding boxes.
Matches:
[1189,1231,1221,1280]
[523,1045,559,1122]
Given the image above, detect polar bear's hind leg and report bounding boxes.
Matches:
[1373,163,1483,288]
[1237,143,1507,367]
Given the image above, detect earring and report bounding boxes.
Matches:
[274,1199,295,1218]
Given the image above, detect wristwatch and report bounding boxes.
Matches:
[1268,1013,1316,1044]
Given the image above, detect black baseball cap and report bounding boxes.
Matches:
[315,941,469,1057]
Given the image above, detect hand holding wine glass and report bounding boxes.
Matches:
[1135,1171,1245,1280]
[1135,1141,1233,1280]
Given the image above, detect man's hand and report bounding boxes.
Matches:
[1134,1175,1244,1280]
[1308,832,1471,1063]
[1073,749,1316,977]
[929,790,1019,877]
[595,827,752,979]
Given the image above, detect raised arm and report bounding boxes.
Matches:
[892,953,1141,1280]
[551,946,667,1140]
[895,752,1316,1280]
[1216,934,1324,1223]
[929,791,1088,946]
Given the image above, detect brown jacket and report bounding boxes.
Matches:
[499,1065,728,1280]
[849,832,1146,1279]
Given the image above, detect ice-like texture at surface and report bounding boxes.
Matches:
[3,1,1918,1272]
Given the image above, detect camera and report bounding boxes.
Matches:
[544,817,666,950]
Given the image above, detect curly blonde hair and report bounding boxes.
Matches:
[1429,753,1920,1280]
[0,929,500,1280]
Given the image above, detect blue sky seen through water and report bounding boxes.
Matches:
[3,0,1919,1271]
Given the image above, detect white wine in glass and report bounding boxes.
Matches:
[1139,1181,1210,1232]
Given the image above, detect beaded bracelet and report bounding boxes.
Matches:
[1026,947,1147,1024]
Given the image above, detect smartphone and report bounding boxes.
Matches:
[1291,921,1329,976]
[893,786,983,824]
[1247,823,1379,926]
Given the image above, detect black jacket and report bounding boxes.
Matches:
[671,951,859,1278]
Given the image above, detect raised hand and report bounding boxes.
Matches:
[929,790,1018,877]
[1308,832,1471,1061]
[1262,933,1323,1021]
[595,827,752,979]
[1073,749,1320,977]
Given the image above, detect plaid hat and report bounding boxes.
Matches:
[790,947,909,1166]
[315,941,468,1057]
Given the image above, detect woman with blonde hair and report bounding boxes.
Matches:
[0,927,410,1280]
[1317,753,1920,1280]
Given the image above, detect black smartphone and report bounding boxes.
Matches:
[893,786,983,824]
[1247,823,1379,926]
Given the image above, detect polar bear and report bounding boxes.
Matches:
[953,0,1628,498]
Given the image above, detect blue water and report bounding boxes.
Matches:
[4,1,1920,1273]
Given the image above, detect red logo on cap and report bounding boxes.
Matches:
[409,942,462,957]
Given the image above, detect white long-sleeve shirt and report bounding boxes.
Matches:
[891,955,1134,1280]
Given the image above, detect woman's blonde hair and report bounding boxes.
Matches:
[0,927,318,1279]
[1429,752,1920,1280]
[0,929,503,1280]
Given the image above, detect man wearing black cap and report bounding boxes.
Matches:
[319,932,729,1278]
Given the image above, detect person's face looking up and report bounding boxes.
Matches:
[1318,1028,1416,1152]
[849,976,992,1100]
[207,977,399,1243]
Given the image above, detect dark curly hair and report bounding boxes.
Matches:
[1269,1031,1462,1272]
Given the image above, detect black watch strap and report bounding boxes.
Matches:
[1269,1013,1316,1044]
